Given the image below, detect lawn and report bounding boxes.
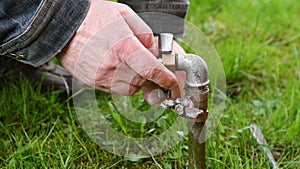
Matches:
[1,0,299,168]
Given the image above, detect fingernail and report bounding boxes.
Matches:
[157,89,166,99]
[146,89,165,106]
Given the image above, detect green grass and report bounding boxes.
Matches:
[1,0,300,168]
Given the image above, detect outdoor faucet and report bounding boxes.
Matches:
[159,33,209,169]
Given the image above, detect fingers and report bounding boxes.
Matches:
[124,48,178,90]
[172,40,186,90]
[109,35,181,102]
[138,40,186,103]
[106,36,180,97]
[124,49,182,101]
[120,7,155,49]
[141,81,181,106]
[110,60,145,95]
[175,71,186,92]
[110,83,141,96]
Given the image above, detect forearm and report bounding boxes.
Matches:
[0,0,90,67]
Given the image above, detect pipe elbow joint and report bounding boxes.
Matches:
[176,54,209,88]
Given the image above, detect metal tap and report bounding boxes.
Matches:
[158,33,209,169]
[158,33,209,122]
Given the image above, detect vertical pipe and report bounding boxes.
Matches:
[188,122,206,169]
[186,86,208,169]
[176,54,209,169]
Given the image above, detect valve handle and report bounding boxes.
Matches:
[160,96,206,122]
[158,33,175,99]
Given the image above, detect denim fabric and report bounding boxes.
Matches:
[0,0,42,44]
[0,0,90,67]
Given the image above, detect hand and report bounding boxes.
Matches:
[58,0,184,105]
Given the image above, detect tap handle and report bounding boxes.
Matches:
[158,33,174,55]
[157,33,175,99]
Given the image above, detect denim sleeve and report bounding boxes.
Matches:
[0,0,90,67]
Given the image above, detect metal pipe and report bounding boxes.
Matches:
[159,33,209,169]
[176,53,209,169]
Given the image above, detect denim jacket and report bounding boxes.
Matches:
[0,0,90,66]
